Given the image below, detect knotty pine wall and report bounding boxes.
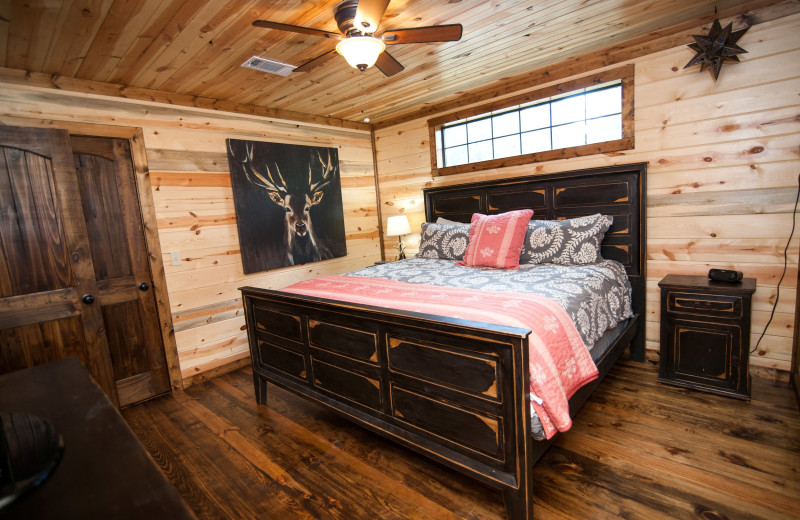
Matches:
[374,13,800,380]
[0,87,380,383]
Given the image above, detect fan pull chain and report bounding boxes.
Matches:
[361,79,370,123]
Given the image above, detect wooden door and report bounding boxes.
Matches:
[0,126,119,405]
[71,136,171,406]
[0,127,172,407]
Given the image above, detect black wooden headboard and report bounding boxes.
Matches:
[422,163,647,360]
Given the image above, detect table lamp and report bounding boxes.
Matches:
[386,215,412,260]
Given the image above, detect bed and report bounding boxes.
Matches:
[240,163,646,520]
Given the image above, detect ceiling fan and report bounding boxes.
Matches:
[251,0,463,77]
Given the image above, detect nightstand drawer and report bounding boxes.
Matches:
[666,291,742,319]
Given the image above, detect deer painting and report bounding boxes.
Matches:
[227,140,347,273]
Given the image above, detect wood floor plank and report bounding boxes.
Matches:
[124,400,271,519]
[209,374,506,519]
[187,378,468,520]
[122,360,800,520]
[127,396,312,519]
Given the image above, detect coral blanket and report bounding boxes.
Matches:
[283,275,598,438]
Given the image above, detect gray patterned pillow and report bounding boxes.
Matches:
[416,222,471,260]
[519,213,612,265]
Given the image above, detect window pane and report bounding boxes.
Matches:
[468,140,493,163]
[552,121,585,148]
[586,115,622,144]
[435,128,443,168]
[494,135,520,158]
[444,145,468,167]
[586,86,621,118]
[551,94,585,125]
[435,72,632,171]
[521,129,551,154]
[492,112,519,137]
[467,118,492,142]
[443,124,466,147]
[520,104,550,131]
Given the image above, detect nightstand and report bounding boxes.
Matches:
[658,274,757,400]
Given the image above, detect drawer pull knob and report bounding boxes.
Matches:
[692,301,713,310]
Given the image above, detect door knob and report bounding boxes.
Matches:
[81,294,95,305]
[138,282,150,291]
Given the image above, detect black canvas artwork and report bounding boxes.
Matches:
[227,139,347,274]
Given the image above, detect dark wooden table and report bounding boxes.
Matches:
[0,357,196,519]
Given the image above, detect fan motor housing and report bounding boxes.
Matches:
[335,0,361,35]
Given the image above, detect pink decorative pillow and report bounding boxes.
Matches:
[456,209,534,269]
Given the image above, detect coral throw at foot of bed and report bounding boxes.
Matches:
[284,275,598,438]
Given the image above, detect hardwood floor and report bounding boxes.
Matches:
[122,360,800,519]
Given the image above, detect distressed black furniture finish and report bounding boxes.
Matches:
[242,164,646,520]
[0,358,195,519]
[658,274,756,400]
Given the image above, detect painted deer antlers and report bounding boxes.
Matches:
[231,141,289,205]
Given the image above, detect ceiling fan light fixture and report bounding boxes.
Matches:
[336,36,385,71]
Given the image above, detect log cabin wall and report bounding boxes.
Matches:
[0,87,380,384]
[374,13,800,380]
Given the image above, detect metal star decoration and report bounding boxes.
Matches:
[684,18,749,81]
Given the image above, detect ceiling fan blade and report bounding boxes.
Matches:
[294,49,338,72]
[382,24,463,44]
[375,50,404,77]
[252,20,340,39]
[354,0,390,34]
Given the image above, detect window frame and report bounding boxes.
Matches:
[428,65,634,177]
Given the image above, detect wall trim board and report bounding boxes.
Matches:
[0,67,372,133]
[129,127,185,392]
[373,0,800,130]
[182,355,251,388]
[0,116,185,391]
[370,127,387,261]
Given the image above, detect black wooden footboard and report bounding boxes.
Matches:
[241,287,542,519]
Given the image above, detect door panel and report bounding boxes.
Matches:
[0,316,87,373]
[71,136,170,406]
[0,126,118,405]
[0,146,73,296]
[102,301,152,377]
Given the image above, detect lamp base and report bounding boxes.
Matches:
[396,237,406,261]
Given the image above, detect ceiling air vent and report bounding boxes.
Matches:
[241,56,295,76]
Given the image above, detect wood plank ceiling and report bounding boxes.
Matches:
[0,0,787,125]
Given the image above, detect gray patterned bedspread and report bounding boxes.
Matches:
[346,257,633,348]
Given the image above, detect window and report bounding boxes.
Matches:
[429,65,634,176]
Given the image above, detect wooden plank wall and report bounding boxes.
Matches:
[0,87,380,383]
[374,13,800,380]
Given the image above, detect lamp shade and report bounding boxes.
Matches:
[386,215,411,237]
[336,36,385,71]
